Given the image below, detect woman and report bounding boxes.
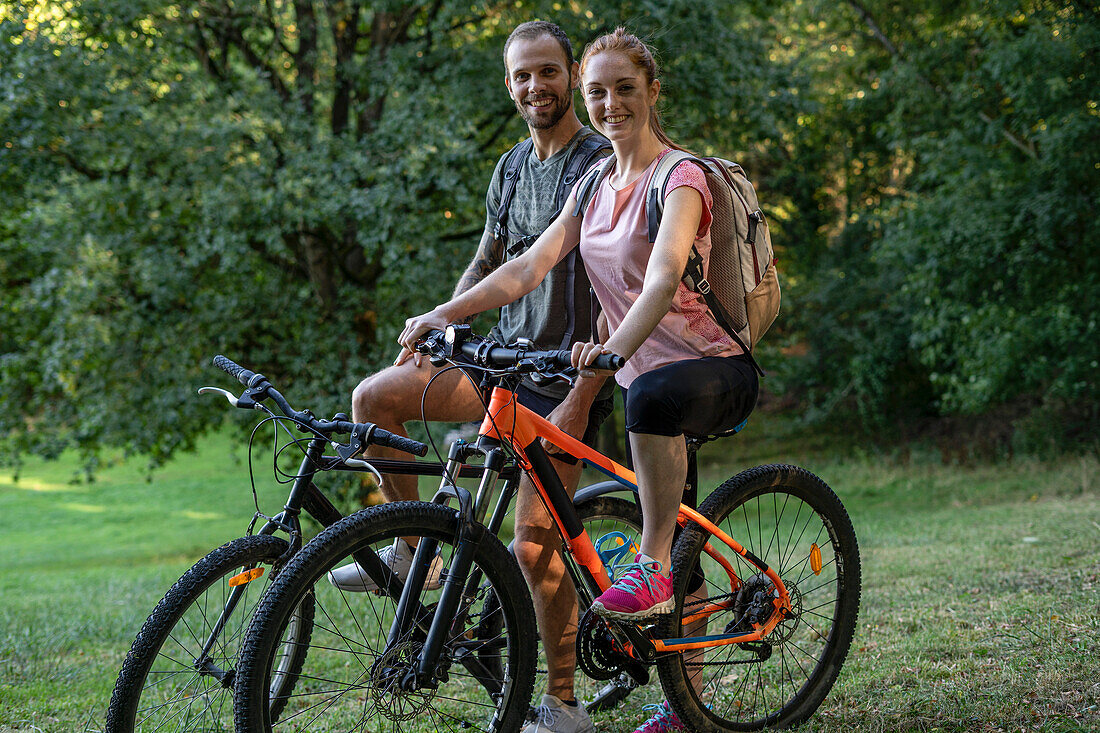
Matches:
[400,28,757,729]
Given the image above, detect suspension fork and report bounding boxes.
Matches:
[383,439,510,690]
[195,436,324,682]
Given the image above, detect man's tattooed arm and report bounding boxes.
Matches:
[451,229,506,323]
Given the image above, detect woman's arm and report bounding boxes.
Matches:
[398,193,584,353]
[575,185,703,369]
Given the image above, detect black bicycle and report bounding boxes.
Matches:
[105,355,642,732]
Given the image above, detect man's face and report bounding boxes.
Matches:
[504,35,578,130]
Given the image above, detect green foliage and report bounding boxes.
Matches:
[779,0,1099,444]
[0,0,799,470]
[2,0,1096,468]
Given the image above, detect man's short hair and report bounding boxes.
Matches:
[503,20,574,72]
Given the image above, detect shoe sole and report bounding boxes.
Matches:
[327,570,446,594]
[520,717,596,733]
[590,597,675,620]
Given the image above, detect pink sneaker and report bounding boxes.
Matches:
[591,554,673,620]
[634,701,684,732]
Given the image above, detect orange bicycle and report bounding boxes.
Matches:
[234,326,861,732]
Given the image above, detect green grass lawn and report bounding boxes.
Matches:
[1,419,1097,732]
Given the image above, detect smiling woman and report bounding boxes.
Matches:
[566,27,760,621]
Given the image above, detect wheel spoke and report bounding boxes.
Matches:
[235,503,536,732]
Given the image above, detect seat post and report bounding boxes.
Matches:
[684,438,701,510]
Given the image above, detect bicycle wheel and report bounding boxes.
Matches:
[234,501,537,733]
[106,534,315,732]
[656,464,861,731]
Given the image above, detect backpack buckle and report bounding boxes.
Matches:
[746,210,764,246]
[697,278,712,295]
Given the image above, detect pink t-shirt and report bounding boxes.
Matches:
[576,150,741,388]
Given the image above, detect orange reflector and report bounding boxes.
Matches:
[229,567,265,587]
[810,543,822,575]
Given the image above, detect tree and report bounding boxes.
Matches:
[1,0,803,471]
[779,0,1099,446]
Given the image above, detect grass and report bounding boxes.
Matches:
[0,416,1097,732]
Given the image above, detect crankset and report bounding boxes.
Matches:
[576,606,649,685]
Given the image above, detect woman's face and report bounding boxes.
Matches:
[582,51,660,145]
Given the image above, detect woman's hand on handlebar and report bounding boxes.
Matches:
[572,341,617,378]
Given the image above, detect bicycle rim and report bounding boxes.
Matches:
[657,464,861,731]
[106,535,313,732]
[235,501,536,733]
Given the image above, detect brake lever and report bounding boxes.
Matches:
[525,358,578,387]
[197,386,259,409]
[198,386,241,406]
[417,333,449,367]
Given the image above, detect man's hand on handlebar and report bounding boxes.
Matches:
[398,308,456,359]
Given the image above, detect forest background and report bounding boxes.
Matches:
[1,0,1097,473]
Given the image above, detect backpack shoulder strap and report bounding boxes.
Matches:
[647,151,765,376]
[646,151,707,295]
[644,150,703,243]
[493,138,534,244]
[555,133,611,214]
[570,154,616,219]
[552,134,611,349]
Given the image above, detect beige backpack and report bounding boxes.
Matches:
[575,151,781,375]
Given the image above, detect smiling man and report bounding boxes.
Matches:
[338,21,612,733]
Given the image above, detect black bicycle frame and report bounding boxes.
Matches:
[195,431,522,684]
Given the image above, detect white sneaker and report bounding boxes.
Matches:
[327,539,445,593]
[521,694,596,733]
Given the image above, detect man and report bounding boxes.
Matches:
[330,21,612,733]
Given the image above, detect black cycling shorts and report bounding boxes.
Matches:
[623,355,759,438]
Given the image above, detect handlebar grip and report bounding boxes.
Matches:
[590,353,626,371]
[213,355,258,387]
[548,350,625,372]
[371,428,429,458]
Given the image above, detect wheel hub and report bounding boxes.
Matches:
[725,573,804,645]
[368,640,437,722]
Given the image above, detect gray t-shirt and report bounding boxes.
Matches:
[483,127,613,399]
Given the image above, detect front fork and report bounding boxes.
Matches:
[383,439,512,691]
[195,437,324,686]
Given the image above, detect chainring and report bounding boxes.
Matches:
[577,606,635,681]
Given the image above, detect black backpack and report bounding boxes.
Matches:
[492,132,610,349]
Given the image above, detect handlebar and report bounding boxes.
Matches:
[209,355,428,458]
[417,327,625,374]
[213,354,262,388]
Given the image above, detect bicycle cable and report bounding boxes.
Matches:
[243,406,385,533]
[418,361,512,484]
[415,346,580,507]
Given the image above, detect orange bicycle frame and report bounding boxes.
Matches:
[477,386,792,653]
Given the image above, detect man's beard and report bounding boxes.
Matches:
[517,93,572,130]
